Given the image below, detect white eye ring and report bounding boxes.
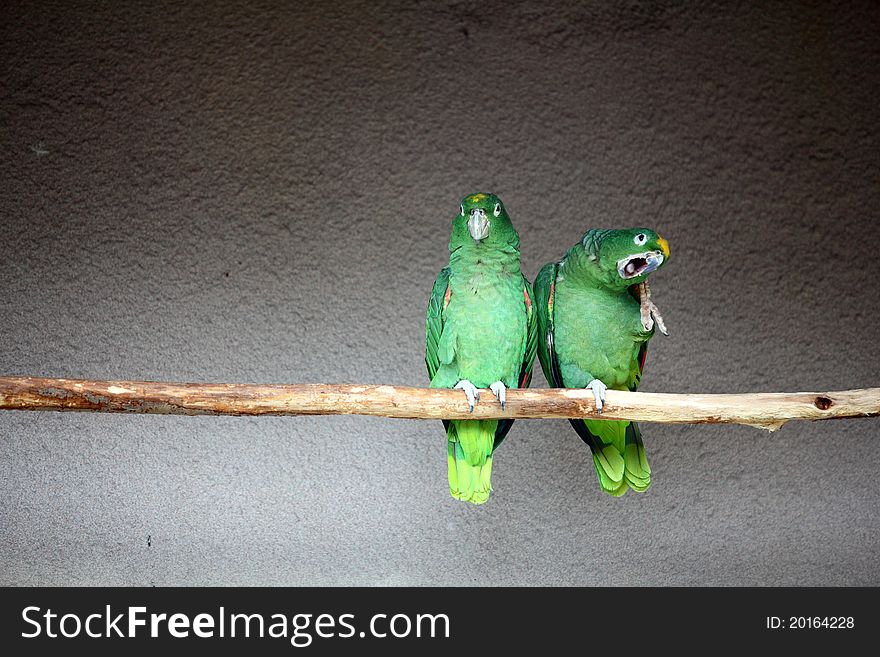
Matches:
[460,204,465,216]
[493,203,501,217]
[634,233,647,246]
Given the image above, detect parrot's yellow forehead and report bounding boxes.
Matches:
[467,193,488,203]
[657,235,670,258]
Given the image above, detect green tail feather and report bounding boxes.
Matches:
[447,419,496,505]
[624,422,651,492]
[583,419,651,496]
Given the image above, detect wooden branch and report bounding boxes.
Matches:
[1,377,878,431]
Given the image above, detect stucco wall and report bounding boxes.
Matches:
[2,1,878,585]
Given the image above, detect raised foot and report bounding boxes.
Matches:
[637,281,668,336]
[489,381,507,410]
[454,380,480,412]
[587,379,607,414]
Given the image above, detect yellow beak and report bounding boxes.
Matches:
[657,235,670,258]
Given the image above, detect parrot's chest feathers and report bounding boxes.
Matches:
[559,285,645,335]
[449,263,522,312]
[459,268,515,296]
[444,251,525,385]
[555,282,648,385]
[450,249,520,296]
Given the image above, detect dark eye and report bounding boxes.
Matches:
[460,204,465,216]
[493,203,501,217]
[634,233,647,246]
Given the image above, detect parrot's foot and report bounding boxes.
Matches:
[454,380,480,412]
[587,379,607,414]
[637,281,668,336]
[489,381,507,410]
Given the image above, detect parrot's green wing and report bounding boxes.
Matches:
[629,342,648,391]
[492,274,537,451]
[425,266,451,383]
[425,267,457,438]
[520,275,538,388]
[534,262,559,386]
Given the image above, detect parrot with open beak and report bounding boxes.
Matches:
[534,228,670,496]
[426,193,537,504]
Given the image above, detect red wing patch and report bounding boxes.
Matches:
[443,284,451,311]
[523,287,532,314]
[638,343,648,374]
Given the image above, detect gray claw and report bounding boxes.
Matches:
[587,379,607,415]
[489,381,507,410]
[454,380,480,412]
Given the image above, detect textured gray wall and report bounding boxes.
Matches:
[2,1,879,586]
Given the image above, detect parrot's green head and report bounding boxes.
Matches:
[449,192,519,250]
[578,228,670,289]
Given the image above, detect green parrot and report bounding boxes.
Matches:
[426,193,537,504]
[534,228,670,496]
